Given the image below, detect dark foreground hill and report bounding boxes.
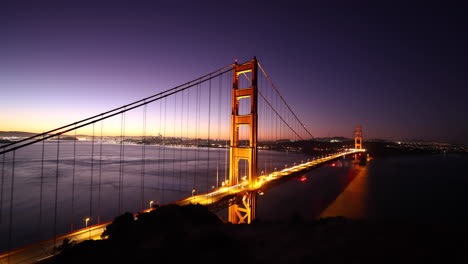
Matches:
[45,204,467,264]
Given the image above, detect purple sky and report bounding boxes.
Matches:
[1,1,467,145]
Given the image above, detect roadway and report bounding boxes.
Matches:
[0,224,106,264]
[0,149,364,264]
[176,149,365,207]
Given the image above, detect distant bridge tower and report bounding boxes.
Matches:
[228,57,258,224]
[354,126,363,161]
[354,126,363,150]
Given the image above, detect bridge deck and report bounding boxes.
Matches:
[0,149,364,264]
[176,149,365,207]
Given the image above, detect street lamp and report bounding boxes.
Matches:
[85,217,90,228]
[149,200,154,209]
[192,189,196,196]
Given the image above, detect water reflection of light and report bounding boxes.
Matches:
[320,163,369,219]
[295,175,307,182]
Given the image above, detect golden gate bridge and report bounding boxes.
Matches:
[0,58,364,263]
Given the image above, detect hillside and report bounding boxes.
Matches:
[44,204,467,264]
[0,131,40,137]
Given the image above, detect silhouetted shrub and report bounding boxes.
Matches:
[101,212,135,242]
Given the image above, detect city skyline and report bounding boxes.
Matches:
[1,1,467,145]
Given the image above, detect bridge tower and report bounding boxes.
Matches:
[354,126,363,161]
[228,57,258,224]
[354,126,363,149]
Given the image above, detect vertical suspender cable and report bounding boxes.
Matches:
[157,100,162,202]
[0,150,4,223]
[269,75,273,173]
[38,138,45,237]
[263,77,267,170]
[7,151,16,262]
[263,74,267,174]
[98,119,103,224]
[119,112,124,213]
[279,101,283,163]
[224,74,229,183]
[179,90,184,192]
[89,123,95,226]
[268,74,272,173]
[217,74,222,188]
[259,73,262,175]
[70,128,76,231]
[122,112,126,211]
[185,89,190,192]
[279,99,282,155]
[207,76,211,192]
[265,74,269,173]
[141,103,147,211]
[265,77,268,172]
[162,98,167,203]
[118,114,122,213]
[172,96,177,192]
[53,135,60,253]
[275,92,278,170]
[0,150,4,249]
[194,84,199,194]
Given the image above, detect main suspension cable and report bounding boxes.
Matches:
[0,67,234,155]
[0,64,235,153]
[258,62,314,139]
[242,72,305,140]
